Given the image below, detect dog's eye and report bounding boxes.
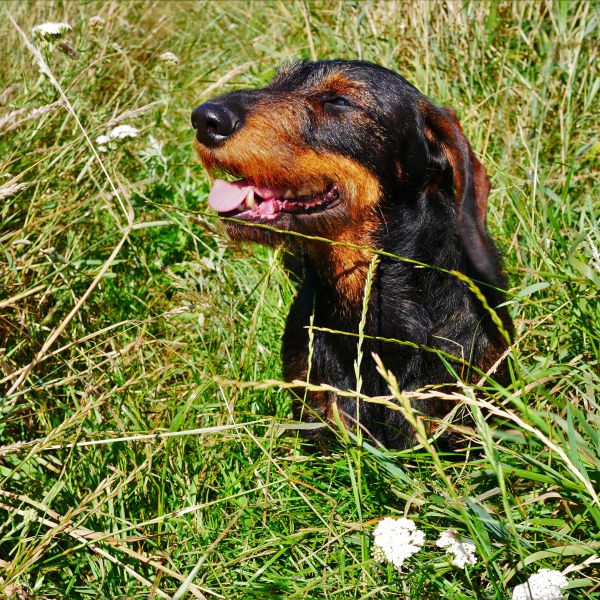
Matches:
[323,96,353,109]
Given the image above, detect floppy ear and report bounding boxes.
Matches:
[423,105,500,285]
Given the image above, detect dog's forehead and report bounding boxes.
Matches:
[269,61,342,88]
[266,60,419,102]
[270,61,375,89]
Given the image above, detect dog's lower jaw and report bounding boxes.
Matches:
[223,196,382,315]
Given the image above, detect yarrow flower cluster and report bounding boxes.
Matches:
[108,125,140,140]
[511,569,569,600]
[159,51,180,67]
[96,125,140,152]
[435,530,477,569]
[372,517,425,570]
[88,16,106,32]
[371,518,571,596]
[31,22,72,42]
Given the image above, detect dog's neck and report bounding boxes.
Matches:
[301,218,379,315]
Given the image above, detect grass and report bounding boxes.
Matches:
[0,0,598,598]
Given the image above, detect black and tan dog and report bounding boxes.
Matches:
[192,60,513,448]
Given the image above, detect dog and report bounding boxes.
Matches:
[192,60,513,448]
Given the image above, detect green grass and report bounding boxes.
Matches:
[0,1,598,598]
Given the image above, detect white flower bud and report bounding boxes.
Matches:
[159,51,180,67]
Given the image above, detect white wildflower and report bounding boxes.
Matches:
[436,530,477,569]
[88,16,105,31]
[31,22,72,41]
[95,134,110,152]
[372,517,425,571]
[21,508,38,525]
[511,569,569,600]
[436,530,457,548]
[159,51,180,66]
[108,125,139,140]
[95,126,139,151]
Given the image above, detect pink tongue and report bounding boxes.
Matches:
[208,179,251,212]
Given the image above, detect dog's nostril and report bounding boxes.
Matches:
[205,117,221,133]
[191,101,244,147]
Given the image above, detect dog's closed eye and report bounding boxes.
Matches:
[322,95,355,111]
[324,96,352,107]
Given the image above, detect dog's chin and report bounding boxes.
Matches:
[221,212,294,246]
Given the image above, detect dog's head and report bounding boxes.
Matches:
[192,60,498,282]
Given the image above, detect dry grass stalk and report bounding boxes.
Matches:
[0,181,28,201]
[106,100,164,127]
[200,61,255,99]
[0,83,20,105]
[0,100,63,136]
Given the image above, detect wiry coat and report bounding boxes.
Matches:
[192,60,513,448]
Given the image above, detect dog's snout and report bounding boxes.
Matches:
[191,102,242,147]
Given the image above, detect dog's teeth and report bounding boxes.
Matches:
[283,189,294,199]
[297,186,310,197]
[245,188,256,208]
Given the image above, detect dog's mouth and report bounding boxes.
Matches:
[208,178,341,222]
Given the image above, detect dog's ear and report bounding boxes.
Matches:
[423,104,500,285]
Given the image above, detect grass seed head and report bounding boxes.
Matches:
[88,16,105,32]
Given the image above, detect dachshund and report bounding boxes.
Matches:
[192,60,513,448]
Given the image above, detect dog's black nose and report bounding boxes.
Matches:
[191,102,242,147]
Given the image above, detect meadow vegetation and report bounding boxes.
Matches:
[0,1,598,598]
